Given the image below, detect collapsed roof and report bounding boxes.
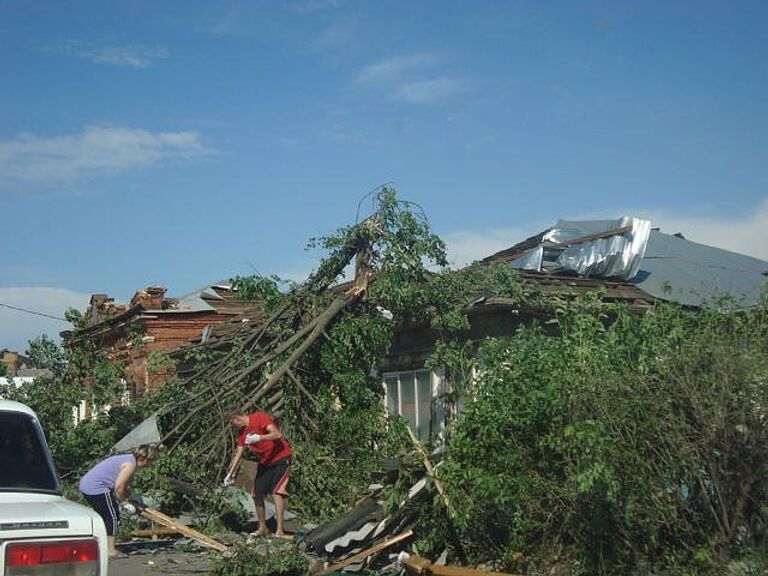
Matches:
[484,217,768,308]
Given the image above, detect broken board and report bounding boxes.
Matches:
[137,505,228,553]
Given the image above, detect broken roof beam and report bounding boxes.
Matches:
[402,554,523,576]
[544,225,633,249]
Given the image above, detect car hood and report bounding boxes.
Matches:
[0,493,95,539]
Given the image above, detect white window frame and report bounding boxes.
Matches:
[383,369,445,441]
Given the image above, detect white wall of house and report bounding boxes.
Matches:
[0,376,35,390]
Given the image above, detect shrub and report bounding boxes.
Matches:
[208,541,308,576]
[440,298,768,574]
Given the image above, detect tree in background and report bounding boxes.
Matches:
[1,326,140,481]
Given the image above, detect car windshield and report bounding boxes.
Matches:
[0,411,59,492]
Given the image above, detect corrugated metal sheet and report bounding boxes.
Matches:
[509,217,652,281]
[484,218,768,309]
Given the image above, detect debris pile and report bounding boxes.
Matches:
[300,465,429,574]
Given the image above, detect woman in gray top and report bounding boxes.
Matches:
[79,445,158,558]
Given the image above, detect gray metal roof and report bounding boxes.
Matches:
[143,284,231,314]
[630,231,768,308]
[171,285,226,312]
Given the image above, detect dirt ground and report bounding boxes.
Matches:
[107,499,304,576]
[108,540,213,576]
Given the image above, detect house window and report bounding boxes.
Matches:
[383,370,434,441]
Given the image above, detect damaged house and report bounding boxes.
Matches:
[297,217,768,570]
[62,283,263,410]
[381,217,768,442]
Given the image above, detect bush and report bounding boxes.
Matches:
[440,298,768,574]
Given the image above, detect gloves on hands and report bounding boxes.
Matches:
[244,433,262,444]
[120,502,137,516]
[223,474,235,487]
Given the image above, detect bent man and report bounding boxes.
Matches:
[224,410,292,538]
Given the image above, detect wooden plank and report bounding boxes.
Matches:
[129,527,180,538]
[420,566,520,576]
[402,554,432,574]
[545,225,633,248]
[139,506,228,553]
[402,554,523,576]
[316,528,414,575]
[405,426,456,519]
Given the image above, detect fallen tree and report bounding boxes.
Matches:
[146,188,453,518]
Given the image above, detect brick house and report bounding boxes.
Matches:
[62,284,263,404]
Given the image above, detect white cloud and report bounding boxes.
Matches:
[356,54,434,85]
[58,41,168,69]
[0,125,212,187]
[311,18,354,51]
[356,53,464,104]
[640,199,768,262]
[396,77,465,104]
[0,288,90,354]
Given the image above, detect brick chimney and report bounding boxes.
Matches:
[2,350,20,375]
[130,286,167,310]
[86,294,112,326]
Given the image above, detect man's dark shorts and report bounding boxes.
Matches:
[254,457,291,497]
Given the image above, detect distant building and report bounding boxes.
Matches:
[1,349,28,376]
[0,349,52,391]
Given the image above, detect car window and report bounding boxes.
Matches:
[0,411,59,492]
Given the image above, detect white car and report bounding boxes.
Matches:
[0,399,108,576]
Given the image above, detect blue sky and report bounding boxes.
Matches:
[2,0,767,352]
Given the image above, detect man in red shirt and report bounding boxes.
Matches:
[224,410,292,538]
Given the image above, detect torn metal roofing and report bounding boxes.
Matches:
[168,285,228,313]
[508,217,651,281]
[484,219,768,309]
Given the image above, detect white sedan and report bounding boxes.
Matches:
[0,399,109,576]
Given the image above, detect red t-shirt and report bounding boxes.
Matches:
[236,412,292,466]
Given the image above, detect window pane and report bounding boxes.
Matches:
[400,375,417,431]
[385,376,399,416]
[416,371,432,441]
[0,412,58,492]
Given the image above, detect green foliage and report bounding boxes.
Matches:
[11,186,765,576]
[4,369,143,479]
[64,307,86,329]
[146,350,176,381]
[437,298,768,574]
[208,541,308,576]
[230,274,288,313]
[384,262,544,337]
[309,187,447,292]
[2,321,140,480]
[277,189,452,518]
[26,334,66,373]
[288,362,394,520]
